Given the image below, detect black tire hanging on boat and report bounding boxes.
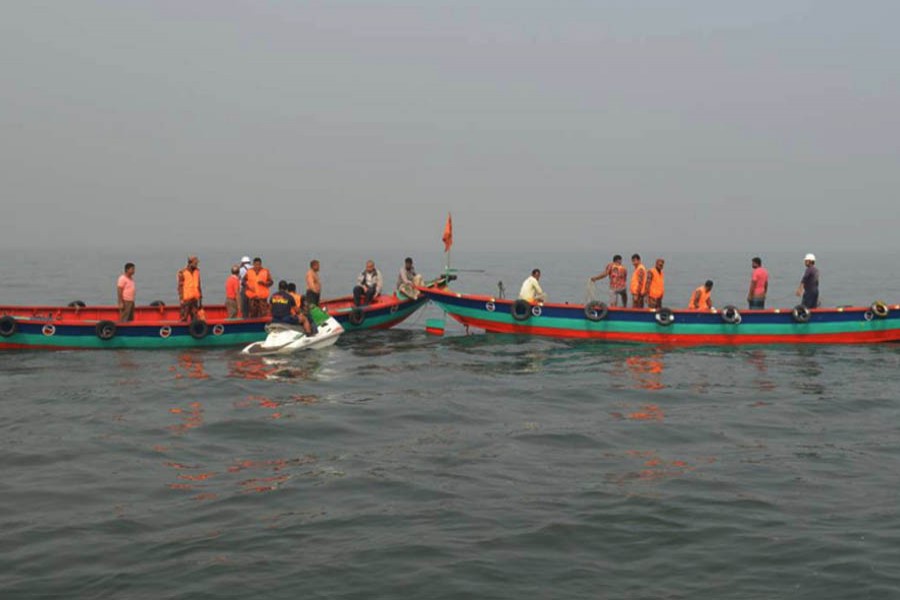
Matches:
[348,308,365,326]
[871,301,889,319]
[655,307,675,326]
[792,305,811,323]
[0,315,17,337]
[189,319,209,339]
[149,300,166,308]
[68,300,86,308]
[721,305,741,324]
[511,299,531,321]
[96,320,117,340]
[584,301,608,322]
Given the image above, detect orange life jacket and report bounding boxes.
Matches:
[647,268,665,299]
[180,268,201,301]
[688,286,711,310]
[289,292,303,313]
[630,264,647,295]
[246,268,272,299]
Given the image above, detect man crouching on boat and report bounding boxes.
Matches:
[519,269,546,303]
[270,280,312,335]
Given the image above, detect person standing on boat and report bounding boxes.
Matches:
[353,260,383,306]
[225,264,241,319]
[688,280,714,311]
[590,254,628,307]
[519,269,546,303]
[245,257,274,318]
[796,253,820,308]
[645,258,666,309]
[117,262,136,322]
[177,256,202,321]
[747,257,769,309]
[238,256,252,318]
[397,257,423,299]
[305,259,321,307]
[630,254,647,308]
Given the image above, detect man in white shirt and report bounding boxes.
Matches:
[519,269,546,303]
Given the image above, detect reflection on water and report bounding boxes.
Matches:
[170,352,209,380]
[625,352,665,391]
[227,354,324,381]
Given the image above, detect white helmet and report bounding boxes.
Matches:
[804,253,816,262]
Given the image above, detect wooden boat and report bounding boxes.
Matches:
[0,276,451,350]
[0,303,268,350]
[320,274,451,332]
[419,287,900,345]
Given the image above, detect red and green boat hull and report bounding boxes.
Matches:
[420,288,900,345]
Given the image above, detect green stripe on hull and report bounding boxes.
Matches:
[1,332,265,350]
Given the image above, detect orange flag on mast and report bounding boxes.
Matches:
[442,213,453,252]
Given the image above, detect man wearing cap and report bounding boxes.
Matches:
[795,254,820,308]
[238,256,252,318]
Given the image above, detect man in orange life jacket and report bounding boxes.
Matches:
[177,256,202,321]
[644,258,666,309]
[688,280,714,310]
[630,254,648,308]
[244,257,273,318]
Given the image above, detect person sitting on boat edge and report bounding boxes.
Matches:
[177,256,202,321]
[306,259,321,307]
[225,264,241,319]
[591,254,628,307]
[397,257,424,299]
[270,280,312,335]
[353,260,383,306]
[117,262,136,322]
[796,253,820,308]
[688,280,714,311]
[747,256,769,309]
[519,268,546,303]
[645,258,665,309]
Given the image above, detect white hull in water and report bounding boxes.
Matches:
[241,317,343,356]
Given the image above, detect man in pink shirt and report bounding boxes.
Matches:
[117,262,136,322]
[225,264,241,319]
[747,257,768,309]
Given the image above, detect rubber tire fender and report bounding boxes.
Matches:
[584,301,608,322]
[348,308,365,326]
[68,300,86,308]
[511,299,531,321]
[871,301,889,319]
[721,305,741,324]
[189,319,209,339]
[0,315,18,337]
[96,320,117,340]
[655,307,675,326]
[149,300,166,307]
[792,305,811,323]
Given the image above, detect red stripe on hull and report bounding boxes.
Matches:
[450,315,900,345]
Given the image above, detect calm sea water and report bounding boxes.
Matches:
[2,249,900,599]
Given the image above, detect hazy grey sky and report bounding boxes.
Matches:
[3,1,899,253]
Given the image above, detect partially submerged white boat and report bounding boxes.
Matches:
[241,311,343,356]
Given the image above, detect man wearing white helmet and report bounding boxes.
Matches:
[795,253,820,308]
[238,256,253,318]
